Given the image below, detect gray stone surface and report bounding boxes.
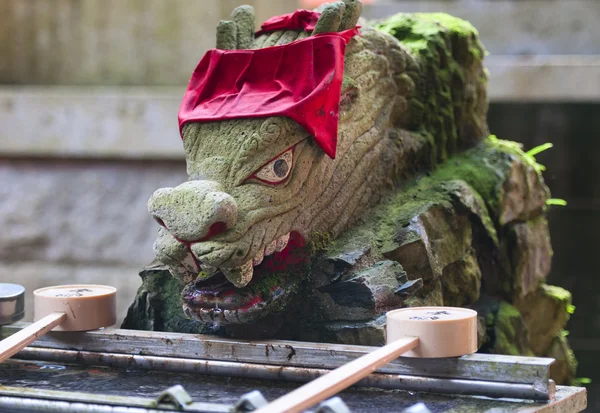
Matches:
[0,0,298,85]
[0,87,185,159]
[364,0,600,55]
[0,159,187,265]
[0,262,141,325]
[508,217,553,298]
[485,55,600,103]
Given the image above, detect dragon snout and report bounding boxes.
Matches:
[148,180,237,242]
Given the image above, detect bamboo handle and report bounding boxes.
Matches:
[0,312,66,362]
[254,336,420,413]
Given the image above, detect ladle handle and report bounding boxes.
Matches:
[0,312,66,362]
[254,336,420,413]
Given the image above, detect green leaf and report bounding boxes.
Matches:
[567,304,576,314]
[526,143,553,157]
[546,198,568,207]
[572,377,592,386]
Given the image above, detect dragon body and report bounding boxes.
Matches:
[146,1,488,326]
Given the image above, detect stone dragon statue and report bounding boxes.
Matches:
[125,0,577,384]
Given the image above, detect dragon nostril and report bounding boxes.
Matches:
[154,217,166,228]
[148,181,237,242]
[197,221,228,242]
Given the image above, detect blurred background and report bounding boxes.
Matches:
[0,0,598,408]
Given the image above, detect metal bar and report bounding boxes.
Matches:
[0,397,230,413]
[0,323,554,387]
[14,347,552,401]
[0,398,151,413]
[0,386,232,413]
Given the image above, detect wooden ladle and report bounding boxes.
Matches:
[0,284,117,363]
[255,306,478,413]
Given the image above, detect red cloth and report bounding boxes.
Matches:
[256,9,320,35]
[178,10,359,159]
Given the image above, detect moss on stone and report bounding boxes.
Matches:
[122,265,210,333]
[488,135,546,175]
[246,271,291,300]
[441,249,481,307]
[372,136,537,249]
[432,140,506,212]
[374,12,487,162]
[514,283,572,355]
[546,332,578,385]
[196,271,212,281]
[375,13,481,58]
[493,301,533,356]
[308,231,335,255]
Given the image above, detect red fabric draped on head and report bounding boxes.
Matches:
[178,10,360,159]
[256,9,321,34]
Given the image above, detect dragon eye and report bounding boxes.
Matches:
[251,148,294,185]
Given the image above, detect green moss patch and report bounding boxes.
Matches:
[374,12,487,162]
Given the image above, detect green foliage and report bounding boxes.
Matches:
[546,198,568,207]
[526,143,553,157]
[572,377,592,386]
[488,136,569,209]
[527,144,568,208]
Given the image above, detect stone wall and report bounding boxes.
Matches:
[0,0,298,85]
[0,159,186,323]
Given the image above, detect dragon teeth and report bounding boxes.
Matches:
[275,233,290,252]
[264,240,277,256]
[252,233,291,265]
[221,261,253,288]
[182,253,198,271]
[252,249,264,266]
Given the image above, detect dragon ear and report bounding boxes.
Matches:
[311,2,345,34]
[230,5,255,49]
[216,20,237,50]
[311,0,362,34]
[339,0,363,31]
[215,5,255,50]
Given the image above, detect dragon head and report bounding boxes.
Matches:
[146,1,487,326]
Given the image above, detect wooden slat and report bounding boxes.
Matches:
[253,337,421,413]
[13,347,554,400]
[1,323,554,385]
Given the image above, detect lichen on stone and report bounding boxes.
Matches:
[374,12,488,161]
[514,284,572,354]
[546,331,578,385]
[308,231,335,255]
[492,301,533,357]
